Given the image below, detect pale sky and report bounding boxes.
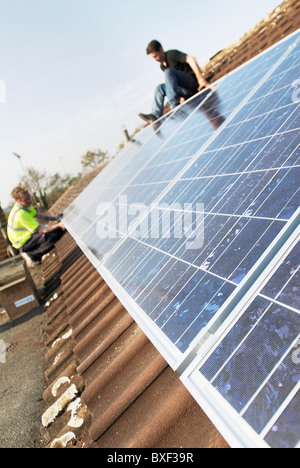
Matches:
[0,0,282,207]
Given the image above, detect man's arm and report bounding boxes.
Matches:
[37,221,65,235]
[185,55,209,90]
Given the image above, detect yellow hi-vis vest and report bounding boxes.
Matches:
[7,203,39,249]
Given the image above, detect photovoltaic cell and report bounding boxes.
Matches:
[184,240,300,448]
[63,30,300,447]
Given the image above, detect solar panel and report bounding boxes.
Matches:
[63,30,300,447]
[65,30,298,271]
[182,236,300,448]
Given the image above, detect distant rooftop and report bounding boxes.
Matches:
[202,0,300,83]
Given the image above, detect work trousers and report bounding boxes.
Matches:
[152,68,198,118]
[20,229,65,262]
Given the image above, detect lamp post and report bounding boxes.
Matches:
[12,152,27,177]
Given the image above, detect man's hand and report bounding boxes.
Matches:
[197,79,209,90]
[185,55,209,90]
[37,221,66,235]
[57,222,66,231]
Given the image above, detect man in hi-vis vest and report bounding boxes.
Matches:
[7,185,65,267]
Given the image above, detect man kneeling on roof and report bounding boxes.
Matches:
[7,185,65,267]
[139,39,210,125]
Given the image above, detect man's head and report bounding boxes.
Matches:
[11,186,31,207]
[146,40,165,63]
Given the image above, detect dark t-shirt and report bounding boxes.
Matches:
[160,49,196,78]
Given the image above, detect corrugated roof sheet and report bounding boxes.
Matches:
[0,236,8,262]
[0,205,9,262]
[41,233,229,448]
[40,0,299,448]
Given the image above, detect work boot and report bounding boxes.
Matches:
[138,113,157,124]
[21,252,40,268]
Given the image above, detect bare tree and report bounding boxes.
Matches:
[21,167,48,209]
[80,149,108,173]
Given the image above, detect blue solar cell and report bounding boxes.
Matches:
[162,277,236,352]
[244,354,299,435]
[260,242,300,309]
[263,392,300,449]
[209,304,299,412]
